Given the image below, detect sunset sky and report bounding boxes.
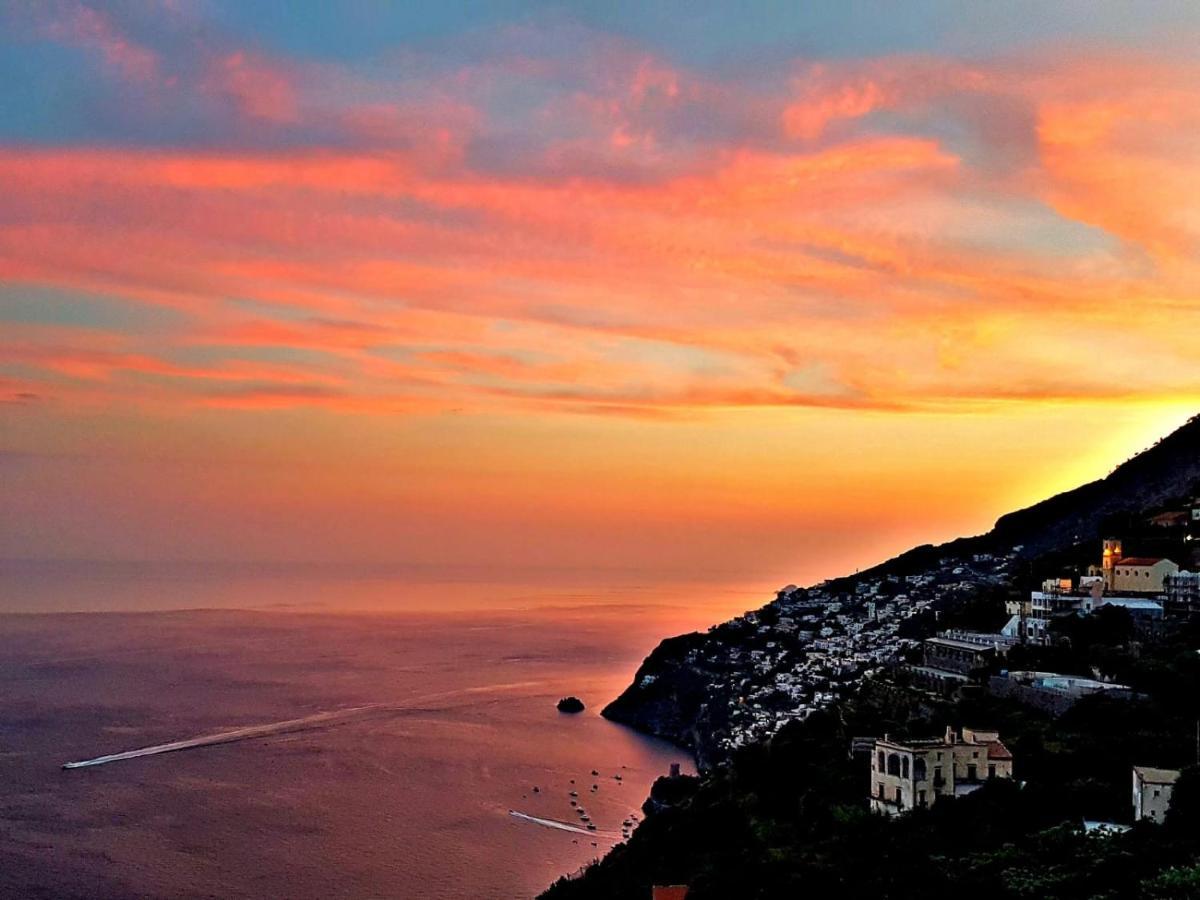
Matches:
[2,1,1199,588]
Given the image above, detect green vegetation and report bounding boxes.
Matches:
[543,622,1200,899]
[546,420,1200,898]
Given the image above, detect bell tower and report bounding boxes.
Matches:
[1102,538,1123,589]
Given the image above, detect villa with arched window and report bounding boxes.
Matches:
[868,726,1013,816]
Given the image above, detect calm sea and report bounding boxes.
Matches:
[0,564,773,898]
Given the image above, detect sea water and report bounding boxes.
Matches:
[0,566,769,898]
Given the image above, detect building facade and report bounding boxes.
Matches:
[1132,766,1181,824]
[1002,613,1051,644]
[921,636,996,675]
[1112,557,1179,593]
[869,727,1013,816]
[1164,570,1200,616]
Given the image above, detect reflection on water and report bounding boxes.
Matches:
[0,568,772,898]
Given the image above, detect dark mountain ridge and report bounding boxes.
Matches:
[603,414,1200,767]
[830,413,1200,585]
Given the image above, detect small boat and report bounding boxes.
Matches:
[569,791,578,797]
[586,824,597,831]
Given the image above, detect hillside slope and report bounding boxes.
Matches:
[602,414,1200,767]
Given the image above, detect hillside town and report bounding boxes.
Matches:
[605,544,1022,765]
[608,489,1200,816]
[702,548,1017,756]
[550,417,1200,899]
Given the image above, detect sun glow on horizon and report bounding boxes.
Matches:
[1,3,1199,591]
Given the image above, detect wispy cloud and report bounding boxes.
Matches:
[0,6,1197,422]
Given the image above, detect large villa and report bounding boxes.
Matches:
[870,727,1014,815]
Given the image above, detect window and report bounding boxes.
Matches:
[877,751,885,771]
[901,757,909,779]
[988,764,996,779]
[877,782,884,798]
[917,790,927,807]
[895,787,903,808]
[1154,789,1161,798]
[914,758,927,781]
[888,754,901,776]
[967,764,977,781]
[934,766,943,784]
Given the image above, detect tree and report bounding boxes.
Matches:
[1165,765,1200,838]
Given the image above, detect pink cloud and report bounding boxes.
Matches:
[0,36,1198,420]
[204,50,299,123]
[39,1,160,83]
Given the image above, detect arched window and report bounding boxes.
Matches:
[887,753,901,776]
[914,757,927,781]
[901,757,909,778]
[877,751,885,771]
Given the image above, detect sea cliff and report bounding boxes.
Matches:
[601,414,1200,771]
[542,415,1200,898]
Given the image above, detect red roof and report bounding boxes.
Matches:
[1116,557,1170,567]
[986,741,1013,761]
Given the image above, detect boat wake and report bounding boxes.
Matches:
[62,707,378,769]
[63,681,544,770]
[508,810,618,839]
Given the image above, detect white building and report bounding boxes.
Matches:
[1002,613,1050,645]
[1133,766,1181,824]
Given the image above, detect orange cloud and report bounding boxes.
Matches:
[783,72,888,140]
[1,43,1198,425]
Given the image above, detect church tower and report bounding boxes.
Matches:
[1102,538,1123,590]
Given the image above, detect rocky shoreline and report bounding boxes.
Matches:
[542,415,1200,896]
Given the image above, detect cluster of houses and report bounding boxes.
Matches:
[902,622,1141,713]
[706,591,914,753]
[693,525,1199,763]
[705,551,1019,755]
[642,495,1198,832]
[704,531,1195,758]
[864,727,1182,826]
[901,539,1184,708]
[1004,538,1183,645]
[869,527,1198,824]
